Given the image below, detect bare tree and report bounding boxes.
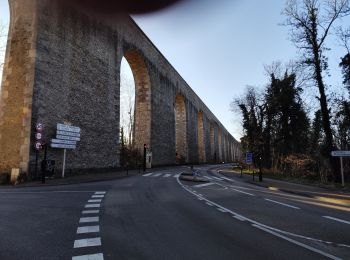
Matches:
[0,20,8,72]
[120,58,135,147]
[283,0,350,182]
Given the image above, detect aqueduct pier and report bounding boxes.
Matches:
[0,0,241,175]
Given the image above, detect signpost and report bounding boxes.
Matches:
[246,152,253,165]
[51,123,81,178]
[331,151,350,187]
[34,123,44,181]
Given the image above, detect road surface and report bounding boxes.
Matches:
[0,165,349,259]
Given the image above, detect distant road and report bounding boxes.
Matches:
[0,165,349,259]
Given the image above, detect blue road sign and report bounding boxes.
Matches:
[246,152,253,165]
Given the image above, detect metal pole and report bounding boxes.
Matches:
[35,150,38,179]
[62,149,66,178]
[143,144,146,173]
[42,144,47,184]
[340,157,344,187]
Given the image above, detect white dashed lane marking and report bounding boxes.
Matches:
[73,238,102,248]
[177,177,346,259]
[82,210,100,214]
[265,199,300,210]
[88,199,102,203]
[252,224,341,260]
[91,195,104,198]
[77,226,100,234]
[152,173,162,177]
[163,174,171,177]
[73,191,106,260]
[72,253,104,260]
[85,204,100,208]
[79,217,99,223]
[323,216,350,225]
[142,172,153,176]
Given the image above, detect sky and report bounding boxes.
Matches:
[1,0,349,140]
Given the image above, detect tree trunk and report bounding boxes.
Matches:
[313,50,339,182]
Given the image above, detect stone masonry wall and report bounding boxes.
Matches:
[0,0,240,175]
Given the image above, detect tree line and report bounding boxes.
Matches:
[233,0,350,183]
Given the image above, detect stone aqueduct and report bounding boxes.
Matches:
[0,0,241,175]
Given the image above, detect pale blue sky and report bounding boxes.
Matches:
[1,0,349,140]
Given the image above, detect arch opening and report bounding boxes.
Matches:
[175,94,187,163]
[119,50,151,167]
[197,112,206,163]
[210,123,215,162]
[123,50,151,150]
[218,129,223,162]
[120,57,135,148]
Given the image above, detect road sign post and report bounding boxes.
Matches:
[51,123,81,178]
[331,151,350,187]
[34,122,44,180]
[62,149,66,178]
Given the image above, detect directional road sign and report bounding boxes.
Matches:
[50,143,76,149]
[246,152,253,165]
[57,123,80,133]
[331,151,350,157]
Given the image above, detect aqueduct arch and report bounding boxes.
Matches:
[0,0,239,175]
[175,94,187,163]
[122,49,151,150]
[197,111,206,163]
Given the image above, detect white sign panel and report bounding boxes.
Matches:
[57,130,81,137]
[56,135,80,141]
[57,123,81,133]
[51,139,77,145]
[51,143,76,149]
[331,151,350,157]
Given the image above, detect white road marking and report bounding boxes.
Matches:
[94,192,106,195]
[72,253,104,260]
[230,187,255,196]
[220,176,235,182]
[323,216,350,225]
[85,204,101,208]
[197,197,204,200]
[73,238,101,248]
[176,176,350,250]
[82,210,100,214]
[88,199,102,203]
[163,174,171,177]
[212,177,223,181]
[174,174,181,178]
[205,202,214,206]
[265,199,300,210]
[204,176,213,180]
[193,182,215,188]
[143,172,153,176]
[91,195,104,198]
[79,217,99,223]
[77,225,100,234]
[252,224,341,260]
[233,215,246,221]
[152,173,162,177]
[217,208,228,213]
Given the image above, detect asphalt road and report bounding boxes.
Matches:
[0,165,349,260]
